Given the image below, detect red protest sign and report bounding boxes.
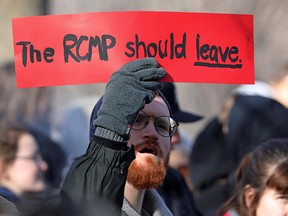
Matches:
[12,11,254,88]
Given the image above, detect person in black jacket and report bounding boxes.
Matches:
[190,78,288,216]
[61,58,178,216]
[157,82,203,216]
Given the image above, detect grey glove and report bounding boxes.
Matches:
[94,58,166,139]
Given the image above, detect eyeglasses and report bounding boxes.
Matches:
[132,111,179,137]
[15,153,43,163]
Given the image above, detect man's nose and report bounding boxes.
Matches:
[143,119,159,138]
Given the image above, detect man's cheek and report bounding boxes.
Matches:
[163,139,172,159]
[164,152,170,168]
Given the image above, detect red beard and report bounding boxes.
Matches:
[127,153,169,190]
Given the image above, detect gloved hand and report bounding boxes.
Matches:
[93,58,166,139]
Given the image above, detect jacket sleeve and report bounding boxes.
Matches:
[60,135,135,211]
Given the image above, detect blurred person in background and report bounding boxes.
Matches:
[53,95,101,181]
[157,82,203,216]
[190,61,288,216]
[0,61,66,214]
[169,130,195,191]
[0,127,54,215]
[29,128,66,189]
[189,96,236,216]
[218,138,288,216]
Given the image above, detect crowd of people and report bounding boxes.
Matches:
[0,57,288,216]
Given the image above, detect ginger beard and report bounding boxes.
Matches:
[127,148,170,190]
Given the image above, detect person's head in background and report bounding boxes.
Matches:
[0,127,48,202]
[268,61,288,108]
[218,138,288,216]
[29,127,67,189]
[160,82,202,145]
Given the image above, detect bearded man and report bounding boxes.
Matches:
[61,58,177,216]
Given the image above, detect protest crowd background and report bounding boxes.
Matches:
[1,0,288,137]
[0,0,288,216]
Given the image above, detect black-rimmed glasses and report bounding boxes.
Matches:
[132,111,179,137]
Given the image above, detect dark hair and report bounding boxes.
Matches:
[0,127,29,165]
[218,138,288,216]
[29,128,67,188]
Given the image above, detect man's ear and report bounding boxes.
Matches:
[244,184,255,207]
